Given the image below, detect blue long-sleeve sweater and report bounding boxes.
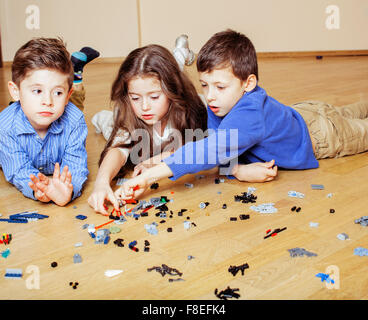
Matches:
[164,85,318,180]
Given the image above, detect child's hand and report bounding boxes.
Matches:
[29,174,51,203]
[114,175,150,202]
[88,184,120,216]
[132,162,152,177]
[32,163,74,206]
[231,160,278,182]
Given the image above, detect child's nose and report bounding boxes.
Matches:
[206,87,215,102]
[42,92,53,107]
[142,99,151,111]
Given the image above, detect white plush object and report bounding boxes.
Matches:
[104,269,123,277]
[91,110,114,140]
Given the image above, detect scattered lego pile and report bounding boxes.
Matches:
[2,181,368,298]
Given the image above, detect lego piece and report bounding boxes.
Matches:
[230,217,237,221]
[184,183,194,188]
[288,191,305,198]
[288,248,317,258]
[74,242,83,247]
[104,270,123,277]
[169,278,185,282]
[187,255,195,260]
[183,221,191,230]
[129,240,139,252]
[234,191,257,203]
[95,229,110,244]
[73,253,82,264]
[228,263,249,276]
[167,227,173,232]
[222,204,227,209]
[5,268,23,278]
[354,216,368,226]
[109,226,121,234]
[250,203,277,214]
[0,218,28,223]
[214,286,240,300]
[239,214,250,220]
[150,182,159,189]
[337,233,349,240]
[316,273,334,284]
[113,238,124,247]
[75,215,87,220]
[51,262,58,268]
[147,264,183,277]
[69,281,79,289]
[354,247,368,256]
[145,222,158,235]
[1,248,10,258]
[1,234,12,245]
[264,227,287,239]
[309,222,319,228]
[311,184,324,190]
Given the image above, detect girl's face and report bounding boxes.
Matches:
[128,75,170,127]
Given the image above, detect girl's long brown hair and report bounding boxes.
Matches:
[99,44,207,177]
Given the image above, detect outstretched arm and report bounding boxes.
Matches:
[114,161,173,201]
[88,148,127,215]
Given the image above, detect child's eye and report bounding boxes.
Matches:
[200,83,207,88]
[130,95,140,101]
[217,86,225,90]
[150,95,160,100]
[32,89,42,94]
[53,91,64,96]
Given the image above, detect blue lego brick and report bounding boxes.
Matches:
[0,218,28,223]
[75,215,87,220]
[103,236,110,245]
[5,268,23,278]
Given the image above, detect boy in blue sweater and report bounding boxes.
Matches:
[115,29,368,201]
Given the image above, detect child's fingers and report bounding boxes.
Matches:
[29,174,40,184]
[65,171,72,185]
[60,165,69,183]
[28,181,39,193]
[35,181,48,193]
[107,191,120,211]
[38,172,49,185]
[53,162,60,179]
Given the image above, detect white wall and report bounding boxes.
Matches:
[1,0,368,62]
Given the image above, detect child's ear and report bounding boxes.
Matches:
[67,87,74,101]
[243,74,257,93]
[8,81,20,101]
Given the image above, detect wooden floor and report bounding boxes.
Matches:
[0,55,368,300]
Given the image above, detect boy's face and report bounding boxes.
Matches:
[8,69,72,138]
[199,66,250,117]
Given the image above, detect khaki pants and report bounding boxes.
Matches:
[69,85,86,111]
[291,101,368,159]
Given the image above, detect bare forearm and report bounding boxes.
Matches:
[95,148,127,185]
[141,162,173,185]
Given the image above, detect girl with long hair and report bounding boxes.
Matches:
[88,44,207,215]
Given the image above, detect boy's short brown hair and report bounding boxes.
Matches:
[12,37,74,89]
[196,29,258,81]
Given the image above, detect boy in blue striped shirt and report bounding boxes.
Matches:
[0,38,89,206]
